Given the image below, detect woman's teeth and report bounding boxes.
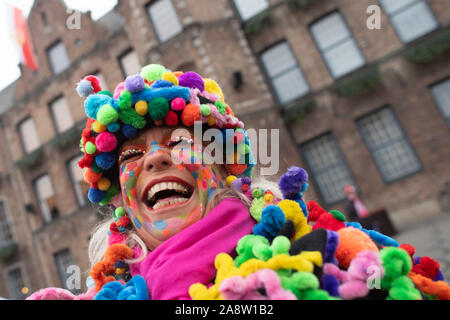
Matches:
[152,197,188,210]
[146,182,190,201]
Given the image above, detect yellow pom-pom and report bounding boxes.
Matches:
[204,78,225,102]
[97,178,111,191]
[208,116,216,127]
[162,72,179,85]
[92,121,106,133]
[278,200,311,240]
[264,193,274,203]
[135,101,148,116]
[226,175,237,187]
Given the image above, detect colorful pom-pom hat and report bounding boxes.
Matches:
[76,64,255,206]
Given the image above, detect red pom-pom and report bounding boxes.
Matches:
[85,75,102,94]
[110,222,119,234]
[116,216,131,228]
[228,164,247,176]
[307,200,328,223]
[412,257,440,280]
[399,243,416,263]
[313,213,346,232]
[181,104,201,127]
[95,132,117,153]
[241,184,249,193]
[234,132,245,144]
[165,110,179,126]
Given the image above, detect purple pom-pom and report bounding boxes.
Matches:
[279,166,309,199]
[76,79,94,98]
[230,178,244,192]
[178,72,205,92]
[125,75,146,93]
[322,274,340,297]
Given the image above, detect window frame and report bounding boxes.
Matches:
[33,174,59,223]
[66,155,88,208]
[118,48,140,79]
[3,263,30,300]
[379,0,439,44]
[46,40,70,75]
[17,116,40,155]
[48,95,74,134]
[0,197,15,248]
[300,132,358,205]
[146,0,183,43]
[309,10,366,79]
[429,77,450,129]
[259,40,311,107]
[356,106,423,184]
[231,0,270,22]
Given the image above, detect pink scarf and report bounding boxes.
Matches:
[130,198,255,300]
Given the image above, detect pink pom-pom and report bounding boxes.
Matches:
[95,132,117,152]
[113,82,126,99]
[171,98,186,111]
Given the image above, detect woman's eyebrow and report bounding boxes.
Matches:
[121,138,147,150]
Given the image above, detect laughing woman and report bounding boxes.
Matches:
[27,65,450,301]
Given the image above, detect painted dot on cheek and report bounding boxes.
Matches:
[153,220,167,230]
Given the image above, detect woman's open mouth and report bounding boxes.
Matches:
[143,177,194,211]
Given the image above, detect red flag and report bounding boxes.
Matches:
[7,4,38,71]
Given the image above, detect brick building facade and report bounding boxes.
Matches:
[0,0,449,299]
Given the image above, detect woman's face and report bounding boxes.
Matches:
[117,126,226,250]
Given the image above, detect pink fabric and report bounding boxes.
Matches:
[26,287,96,300]
[130,198,255,300]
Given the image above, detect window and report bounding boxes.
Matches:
[68,156,89,207]
[50,96,73,133]
[357,108,421,182]
[430,78,450,127]
[119,50,141,78]
[47,41,70,75]
[301,134,356,204]
[260,42,310,105]
[18,117,40,154]
[310,12,365,78]
[34,175,59,223]
[0,200,14,247]
[54,249,81,294]
[6,268,27,300]
[233,0,269,21]
[147,0,182,43]
[380,0,438,43]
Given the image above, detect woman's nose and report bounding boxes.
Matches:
[143,149,173,172]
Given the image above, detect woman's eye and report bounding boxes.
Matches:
[167,136,194,148]
[119,149,145,163]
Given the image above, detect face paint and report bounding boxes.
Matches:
[119,129,224,245]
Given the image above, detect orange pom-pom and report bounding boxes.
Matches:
[181,104,201,127]
[154,120,164,126]
[335,227,378,269]
[227,164,247,176]
[84,168,102,184]
[173,71,184,78]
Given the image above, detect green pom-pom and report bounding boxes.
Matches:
[200,104,211,116]
[85,142,97,155]
[97,104,119,125]
[237,143,250,155]
[271,236,291,256]
[114,207,125,218]
[215,101,227,114]
[250,197,265,222]
[149,97,169,120]
[330,210,346,222]
[91,161,102,173]
[252,188,263,199]
[119,90,132,110]
[98,90,113,98]
[98,185,120,206]
[79,138,85,152]
[140,64,166,82]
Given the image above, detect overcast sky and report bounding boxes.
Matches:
[0,0,118,91]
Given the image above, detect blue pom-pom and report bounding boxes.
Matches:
[110,99,119,110]
[84,94,113,119]
[96,152,116,170]
[88,188,106,203]
[279,167,309,199]
[125,75,146,93]
[122,124,138,139]
[367,230,399,247]
[322,274,340,297]
[76,79,93,98]
[253,205,286,240]
[150,79,173,89]
[95,275,148,300]
[107,123,120,133]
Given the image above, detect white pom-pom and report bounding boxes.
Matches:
[76,79,94,98]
